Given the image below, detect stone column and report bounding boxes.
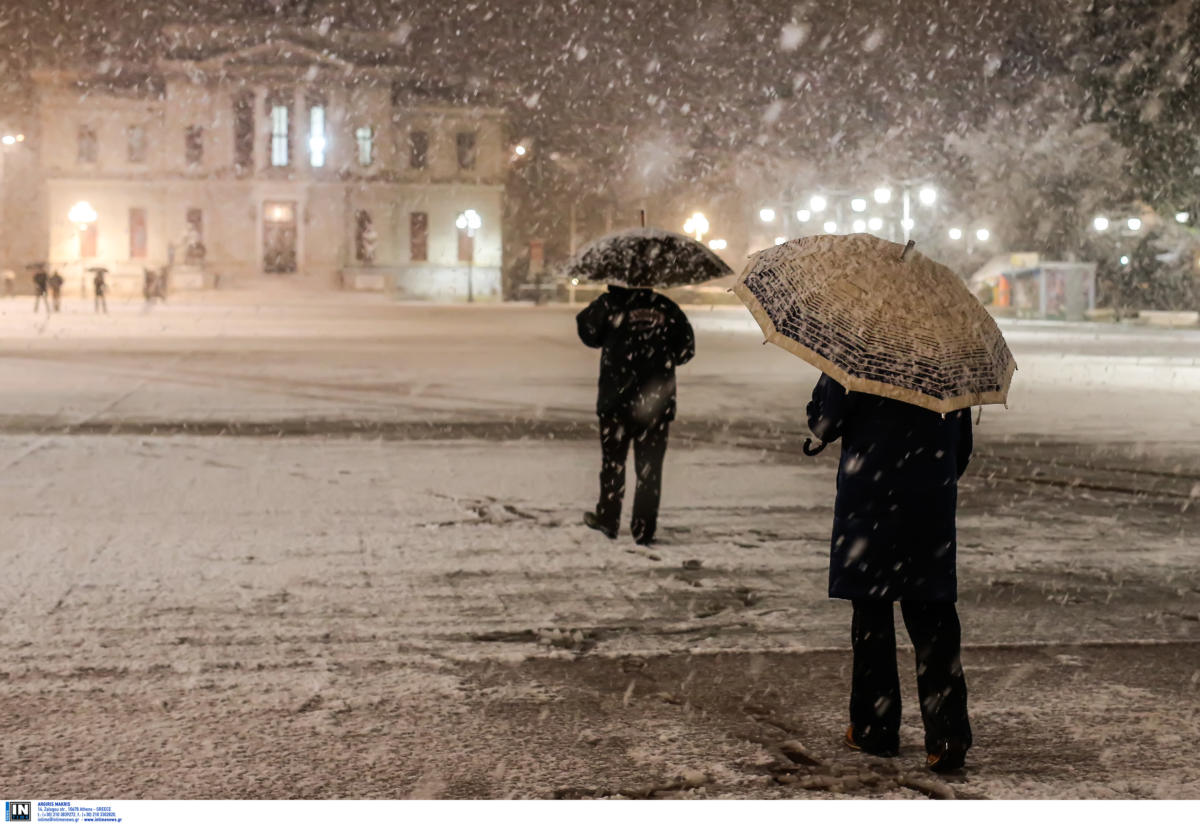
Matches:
[253,86,266,173]
[294,86,307,176]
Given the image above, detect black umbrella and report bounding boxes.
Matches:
[564,228,732,288]
[86,267,109,275]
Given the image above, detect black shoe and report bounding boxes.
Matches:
[926,738,968,773]
[634,534,656,547]
[845,725,899,758]
[583,511,617,540]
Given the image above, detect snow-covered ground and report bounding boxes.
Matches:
[0,293,1197,799]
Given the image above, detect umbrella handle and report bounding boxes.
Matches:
[802,438,827,456]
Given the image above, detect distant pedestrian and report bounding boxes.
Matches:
[93,269,108,314]
[576,284,694,545]
[48,270,64,312]
[2,268,15,298]
[143,267,157,306]
[806,373,974,773]
[32,267,50,314]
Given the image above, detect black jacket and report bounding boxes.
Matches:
[576,286,695,423]
[807,373,973,602]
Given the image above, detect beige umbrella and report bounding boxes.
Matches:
[733,233,1015,414]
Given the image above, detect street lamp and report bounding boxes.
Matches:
[1119,255,1130,266]
[852,219,866,232]
[823,220,837,233]
[850,198,867,213]
[759,207,776,223]
[873,186,892,205]
[708,238,727,251]
[455,208,482,303]
[948,227,963,240]
[975,228,990,242]
[69,200,98,296]
[867,217,883,232]
[1126,217,1142,231]
[1175,211,1190,224]
[683,211,709,241]
[1093,216,1109,232]
[773,236,786,245]
[918,186,937,206]
[795,209,811,222]
[810,195,827,212]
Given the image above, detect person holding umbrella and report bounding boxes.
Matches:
[569,225,729,546]
[735,234,1016,773]
[30,264,50,314]
[91,267,109,314]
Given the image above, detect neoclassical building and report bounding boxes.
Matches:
[12,24,507,299]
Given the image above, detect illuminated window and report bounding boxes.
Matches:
[309,106,326,167]
[129,208,147,258]
[271,105,289,167]
[356,126,373,167]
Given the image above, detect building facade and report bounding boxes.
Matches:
[8,25,507,299]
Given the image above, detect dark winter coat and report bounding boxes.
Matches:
[33,271,47,294]
[806,373,973,602]
[48,273,63,294]
[576,286,695,424]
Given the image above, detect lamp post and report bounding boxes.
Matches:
[683,211,709,242]
[455,208,482,303]
[69,200,97,297]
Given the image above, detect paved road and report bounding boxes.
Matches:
[1,295,1197,798]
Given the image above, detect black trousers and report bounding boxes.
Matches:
[850,599,972,754]
[595,414,669,541]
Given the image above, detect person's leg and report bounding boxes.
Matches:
[594,415,631,533]
[849,599,902,754]
[630,418,669,543]
[900,601,972,761]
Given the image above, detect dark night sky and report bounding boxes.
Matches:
[0,0,1073,185]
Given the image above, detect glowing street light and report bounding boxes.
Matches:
[867,216,883,232]
[1119,255,1130,266]
[69,200,98,231]
[1127,217,1142,231]
[822,220,837,233]
[850,198,867,213]
[773,236,786,245]
[874,186,892,205]
[948,227,963,240]
[852,219,866,232]
[683,211,709,241]
[456,209,482,303]
[1,135,14,146]
[918,186,937,206]
[1176,211,1190,224]
[810,195,827,212]
[795,209,811,222]
[759,207,776,223]
[708,238,727,251]
[975,228,990,242]
[900,217,914,232]
[514,144,527,156]
[1093,216,1109,232]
